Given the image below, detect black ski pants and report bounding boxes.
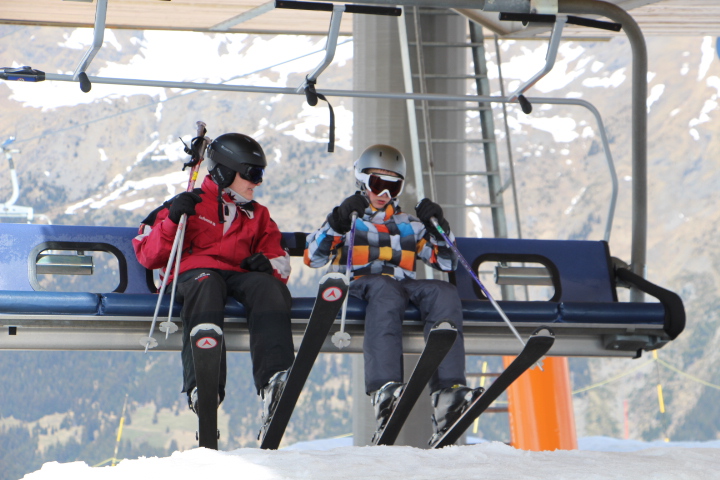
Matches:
[349,274,467,395]
[175,268,295,399]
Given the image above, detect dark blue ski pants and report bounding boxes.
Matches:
[349,275,467,395]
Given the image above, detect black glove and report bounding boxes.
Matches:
[168,192,202,224]
[327,194,368,234]
[241,253,273,275]
[415,198,450,238]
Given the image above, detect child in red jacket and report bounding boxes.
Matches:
[133,133,293,425]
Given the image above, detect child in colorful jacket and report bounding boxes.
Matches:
[305,144,480,439]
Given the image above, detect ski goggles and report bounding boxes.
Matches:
[358,172,404,198]
[237,163,265,184]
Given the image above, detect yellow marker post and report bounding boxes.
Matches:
[111,394,129,467]
[473,361,488,434]
[652,351,670,442]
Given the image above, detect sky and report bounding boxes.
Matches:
[21,436,720,480]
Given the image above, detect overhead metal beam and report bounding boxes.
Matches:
[319,0,531,11]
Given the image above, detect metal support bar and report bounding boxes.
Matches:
[397,8,424,202]
[1,137,33,222]
[72,0,107,82]
[276,0,400,15]
[210,1,275,31]
[412,6,437,201]
[500,11,622,32]
[322,0,529,10]
[558,0,647,301]
[469,21,508,242]
[495,266,553,286]
[507,14,566,102]
[398,6,433,281]
[2,137,20,207]
[36,254,94,276]
[38,72,617,240]
[297,3,346,93]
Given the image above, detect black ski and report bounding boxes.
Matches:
[372,320,459,446]
[190,323,224,450]
[259,272,349,449]
[430,327,555,448]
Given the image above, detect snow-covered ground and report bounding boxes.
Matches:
[22,437,720,479]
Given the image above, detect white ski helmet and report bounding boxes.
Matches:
[354,144,406,197]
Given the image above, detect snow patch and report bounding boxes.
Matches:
[513,114,579,143]
[646,84,665,113]
[282,103,353,151]
[688,99,717,128]
[65,171,189,214]
[697,36,715,81]
[58,29,122,52]
[582,68,626,89]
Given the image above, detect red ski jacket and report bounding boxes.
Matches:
[133,175,291,284]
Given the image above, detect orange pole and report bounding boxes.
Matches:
[503,355,577,451]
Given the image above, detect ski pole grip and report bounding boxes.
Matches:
[429,216,445,234]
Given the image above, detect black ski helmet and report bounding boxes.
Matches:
[207,133,267,189]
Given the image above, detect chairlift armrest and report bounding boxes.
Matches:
[615,268,685,340]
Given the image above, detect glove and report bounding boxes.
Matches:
[168,192,202,224]
[241,253,274,275]
[327,194,368,234]
[415,198,450,238]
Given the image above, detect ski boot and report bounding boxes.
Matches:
[370,381,404,432]
[430,385,483,443]
[187,386,222,415]
[260,370,288,427]
[189,386,199,414]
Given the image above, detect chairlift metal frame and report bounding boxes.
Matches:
[0,0,662,354]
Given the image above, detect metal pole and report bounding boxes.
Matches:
[72,0,107,80]
[558,0,647,300]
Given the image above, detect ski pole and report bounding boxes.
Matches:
[141,121,208,352]
[430,217,527,349]
[331,211,358,349]
[160,220,188,339]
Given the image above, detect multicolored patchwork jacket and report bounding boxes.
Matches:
[304,198,458,280]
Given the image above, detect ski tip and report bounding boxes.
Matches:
[321,272,349,284]
[431,319,458,332]
[531,326,555,338]
[190,323,223,337]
